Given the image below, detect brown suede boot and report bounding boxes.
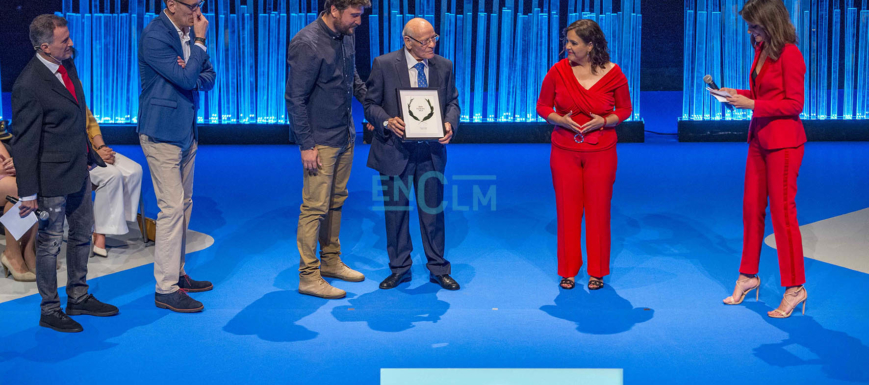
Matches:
[299,274,346,299]
[320,262,365,282]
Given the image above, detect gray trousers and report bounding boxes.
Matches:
[36,176,93,314]
[139,134,196,294]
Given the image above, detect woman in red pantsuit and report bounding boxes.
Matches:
[717,0,808,318]
[536,20,632,291]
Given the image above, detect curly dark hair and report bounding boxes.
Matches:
[323,0,372,13]
[562,19,610,75]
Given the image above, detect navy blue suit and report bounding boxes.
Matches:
[364,49,460,276]
[137,12,215,143]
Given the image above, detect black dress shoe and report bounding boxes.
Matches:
[66,294,119,317]
[39,310,84,333]
[430,274,460,290]
[178,274,213,292]
[379,271,412,289]
[155,290,204,313]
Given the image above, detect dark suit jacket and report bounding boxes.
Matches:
[736,43,807,150]
[10,55,105,198]
[364,49,460,176]
[137,11,216,143]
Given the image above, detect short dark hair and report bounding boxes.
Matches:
[323,0,371,13]
[563,19,610,75]
[30,14,68,48]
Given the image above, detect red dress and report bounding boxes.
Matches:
[737,43,807,287]
[536,59,632,279]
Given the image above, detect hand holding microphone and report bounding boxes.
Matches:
[704,75,734,111]
[6,196,49,220]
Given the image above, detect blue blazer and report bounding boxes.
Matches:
[364,49,460,176]
[137,12,216,143]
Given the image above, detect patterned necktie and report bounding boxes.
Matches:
[56,65,78,103]
[414,62,428,88]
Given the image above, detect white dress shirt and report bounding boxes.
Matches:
[164,10,207,61]
[405,48,429,88]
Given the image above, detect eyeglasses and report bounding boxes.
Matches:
[406,34,440,46]
[174,0,205,11]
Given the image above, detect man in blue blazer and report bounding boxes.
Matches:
[138,0,216,313]
[364,18,461,291]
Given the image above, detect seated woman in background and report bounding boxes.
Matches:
[0,120,38,281]
[86,109,144,258]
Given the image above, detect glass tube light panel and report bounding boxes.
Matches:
[858,9,869,119]
[844,3,856,119]
[257,12,270,123]
[269,11,280,124]
[682,0,694,119]
[487,12,498,122]
[632,12,642,121]
[462,10,473,122]
[801,10,808,119]
[831,4,841,119]
[810,2,818,120]
[710,3,722,120]
[498,9,512,121]
[473,12,487,122]
[528,9,540,123]
[445,14,455,63]
[455,14,465,121]
[819,0,828,119]
[551,9,559,69]
[511,14,525,122]
[227,13,239,123]
[694,8,707,120]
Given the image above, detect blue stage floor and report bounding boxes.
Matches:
[1,140,868,384]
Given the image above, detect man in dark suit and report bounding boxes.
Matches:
[138,0,216,313]
[11,14,117,333]
[364,18,461,291]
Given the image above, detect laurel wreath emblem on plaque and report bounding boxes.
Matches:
[407,98,435,122]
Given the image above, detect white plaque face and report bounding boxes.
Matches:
[397,88,445,140]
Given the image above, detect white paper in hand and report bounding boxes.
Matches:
[707,87,732,103]
[0,202,38,241]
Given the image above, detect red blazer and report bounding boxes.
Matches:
[737,42,807,150]
[536,59,632,152]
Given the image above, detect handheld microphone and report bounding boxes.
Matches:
[5,196,49,221]
[704,75,734,110]
[703,74,720,90]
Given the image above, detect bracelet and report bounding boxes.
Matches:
[96,144,107,150]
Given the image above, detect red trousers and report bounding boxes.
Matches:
[740,140,806,287]
[551,145,617,278]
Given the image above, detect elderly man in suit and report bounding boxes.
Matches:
[12,14,117,333]
[138,0,216,313]
[364,18,461,291]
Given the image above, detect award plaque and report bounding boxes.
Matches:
[396,88,445,140]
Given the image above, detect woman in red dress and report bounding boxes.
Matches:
[536,19,632,291]
[717,0,808,318]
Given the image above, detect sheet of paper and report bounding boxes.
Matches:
[706,87,732,103]
[0,202,38,241]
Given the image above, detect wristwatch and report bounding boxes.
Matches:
[383,120,389,128]
[194,37,207,45]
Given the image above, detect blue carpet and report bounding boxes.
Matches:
[1,141,868,384]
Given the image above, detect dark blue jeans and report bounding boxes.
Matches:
[36,177,93,314]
